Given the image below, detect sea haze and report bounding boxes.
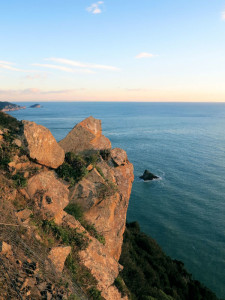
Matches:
[9,102,225,298]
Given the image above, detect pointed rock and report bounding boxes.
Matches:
[59,116,111,153]
[48,246,71,273]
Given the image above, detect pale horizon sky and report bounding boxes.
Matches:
[1,0,225,102]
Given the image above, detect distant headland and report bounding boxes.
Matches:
[0,101,41,112]
[0,101,26,112]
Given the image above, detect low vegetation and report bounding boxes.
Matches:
[0,111,21,132]
[56,152,88,185]
[119,222,219,300]
[65,203,105,245]
[56,150,112,186]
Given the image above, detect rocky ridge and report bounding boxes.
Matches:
[0,112,133,300]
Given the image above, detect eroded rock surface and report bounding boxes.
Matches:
[48,246,71,273]
[69,149,134,261]
[22,120,65,168]
[26,171,69,223]
[59,116,111,153]
[63,213,127,300]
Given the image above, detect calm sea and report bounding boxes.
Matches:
[9,102,225,298]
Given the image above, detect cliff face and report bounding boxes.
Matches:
[0,112,134,300]
[60,117,134,261]
[59,116,134,299]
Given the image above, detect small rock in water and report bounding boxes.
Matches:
[140,170,159,181]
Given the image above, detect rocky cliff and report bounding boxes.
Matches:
[0,112,133,300]
[0,111,219,300]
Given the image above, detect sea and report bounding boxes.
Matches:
[8,102,225,298]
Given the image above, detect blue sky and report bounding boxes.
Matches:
[0,0,225,102]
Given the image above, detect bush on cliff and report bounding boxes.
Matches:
[0,111,21,132]
[119,222,218,300]
[56,152,88,184]
[64,203,105,245]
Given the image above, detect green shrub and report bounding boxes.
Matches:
[96,181,117,200]
[84,151,100,166]
[41,219,89,250]
[65,253,102,300]
[114,276,130,298]
[0,111,21,132]
[0,146,11,169]
[12,172,27,187]
[88,287,102,300]
[64,203,105,245]
[64,203,84,222]
[56,152,88,185]
[96,166,105,179]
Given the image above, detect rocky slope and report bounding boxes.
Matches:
[0,112,133,300]
[0,111,220,300]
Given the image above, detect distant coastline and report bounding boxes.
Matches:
[0,101,41,112]
[0,101,26,112]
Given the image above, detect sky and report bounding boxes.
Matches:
[0,0,225,102]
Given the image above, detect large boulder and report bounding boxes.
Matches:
[111,148,127,166]
[26,171,69,223]
[59,116,111,153]
[22,120,65,168]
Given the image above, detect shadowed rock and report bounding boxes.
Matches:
[140,169,159,181]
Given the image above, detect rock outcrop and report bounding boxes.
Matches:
[48,246,71,273]
[69,152,134,261]
[140,169,159,181]
[59,116,111,153]
[63,213,127,300]
[26,171,69,223]
[0,113,134,300]
[22,120,65,168]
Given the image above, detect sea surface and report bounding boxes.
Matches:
[8,102,225,298]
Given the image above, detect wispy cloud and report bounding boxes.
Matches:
[0,60,13,65]
[32,63,95,74]
[0,60,29,72]
[87,1,104,14]
[222,11,225,20]
[46,57,120,71]
[135,52,155,59]
[23,88,41,94]
[25,73,47,80]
